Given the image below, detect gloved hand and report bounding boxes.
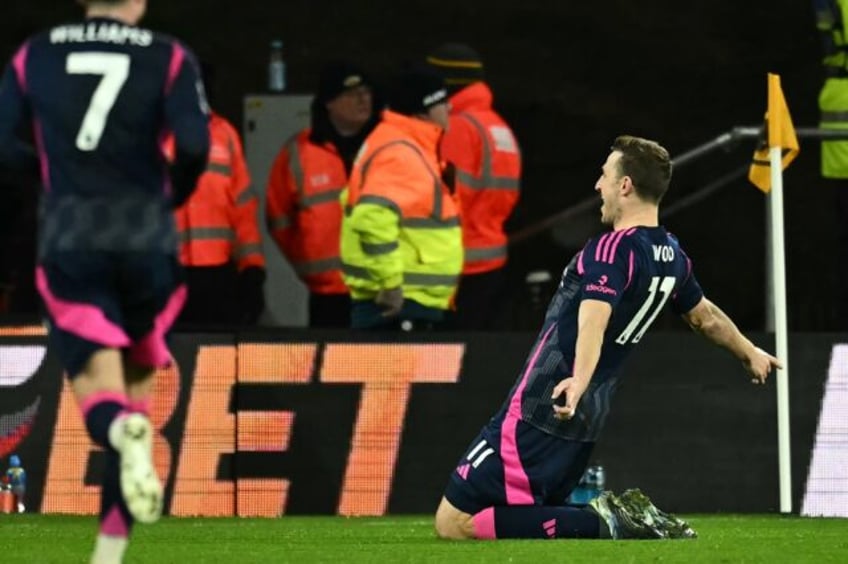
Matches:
[238,266,266,324]
[375,287,403,318]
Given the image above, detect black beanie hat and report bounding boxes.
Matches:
[425,43,484,92]
[316,60,371,104]
[389,65,448,116]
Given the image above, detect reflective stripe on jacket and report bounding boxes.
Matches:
[174,112,265,270]
[266,129,347,294]
[341,110,463,310]
[817,0,848,177]
[441,82,521,274]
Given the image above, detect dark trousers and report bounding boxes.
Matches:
[350,298,444,331]
[453,268,507,330]
[308,292,351,328]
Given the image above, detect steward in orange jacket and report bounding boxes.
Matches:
[174,110,266,325]
[341,66,462,331]
[427,43,522,330]
[266,61,380,328]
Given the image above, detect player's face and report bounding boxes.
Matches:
[596,151,624,226]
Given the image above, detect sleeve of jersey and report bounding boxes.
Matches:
[671,251,704,315]
[577,234,632,308]
[164,44,210,206]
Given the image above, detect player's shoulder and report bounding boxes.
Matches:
[149,29,200,59]
[660,229,693,258]
[663,228,681,245]
[581,227,639,265]
[12,24,58,55]
[142,29,204,72]
[141,30,203,89]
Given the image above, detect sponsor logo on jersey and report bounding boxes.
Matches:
[585,284,617,296]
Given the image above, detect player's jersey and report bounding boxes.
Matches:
[498,226,704,441]
[0,18,209,258]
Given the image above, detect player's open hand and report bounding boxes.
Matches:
[744,347,782,385]
[551,377,587,420]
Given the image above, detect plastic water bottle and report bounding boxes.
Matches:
[268,39,286,92]
[6,454,26,513]
[567,463,605,505]
[592,463,606,494]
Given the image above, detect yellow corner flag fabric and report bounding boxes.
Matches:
[748,73,800,193]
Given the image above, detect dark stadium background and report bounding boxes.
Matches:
[2,0,831,330]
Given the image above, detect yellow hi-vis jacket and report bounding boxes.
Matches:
[341,110,463,310]
[816,0,848,177]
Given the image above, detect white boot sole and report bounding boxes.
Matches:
[118,414,162,524]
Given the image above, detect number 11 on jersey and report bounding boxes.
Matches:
[615,276,676,345]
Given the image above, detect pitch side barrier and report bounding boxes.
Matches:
[0,325,841,515]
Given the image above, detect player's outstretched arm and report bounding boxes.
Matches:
[681,297,782,384]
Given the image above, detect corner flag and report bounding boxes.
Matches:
[748,73,799,193]
[748,74,796,514]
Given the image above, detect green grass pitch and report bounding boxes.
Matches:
[1,514,847,563]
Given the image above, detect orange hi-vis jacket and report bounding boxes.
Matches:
[441,82,521,275]
[266,129,348,295]
[173,113,265,271]
[341,110,463,310]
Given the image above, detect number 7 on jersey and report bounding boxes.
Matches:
[66,52,130,151]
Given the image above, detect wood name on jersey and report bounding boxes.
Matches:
[652,244,675,262]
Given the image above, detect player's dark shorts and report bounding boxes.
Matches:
[35,251,186,378]
[444,408,595,515]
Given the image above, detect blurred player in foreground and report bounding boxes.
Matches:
[434,135,781,540]
[0,0,209,562]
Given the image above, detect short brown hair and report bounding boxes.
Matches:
[611,135,672,203]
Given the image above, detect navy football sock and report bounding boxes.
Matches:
[82,391,128,449]
[473,505,601,539]
[100,448,133,538]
